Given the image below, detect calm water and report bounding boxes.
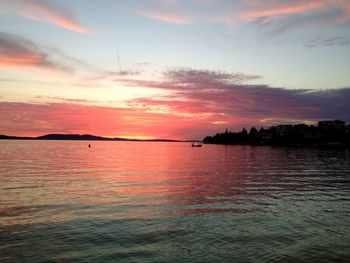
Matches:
[0,141,350,262]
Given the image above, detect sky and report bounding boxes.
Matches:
[0,0,350,140]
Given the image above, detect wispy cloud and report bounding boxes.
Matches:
[34,96,97,104]
[0,31,105,76]
[232,0,350,34]
[252,5,348,36]
[109,70,142,77]
[305,36,350,47]
[0,0,89,33]
[0,31,68,70]
[131,0,350,35]
[166,68,261,85]
[131,0,192,24]
[137,10,192,24]
[241,1,324,20]
[116,68,260,91]
[224,0,350,35]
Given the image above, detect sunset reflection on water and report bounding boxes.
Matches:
[1,141,350,262]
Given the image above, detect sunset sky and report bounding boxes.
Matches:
[1,0,350,140]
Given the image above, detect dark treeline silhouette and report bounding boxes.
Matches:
[203,120,350,147]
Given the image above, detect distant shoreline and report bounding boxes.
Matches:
[203,120,350,148]
[0,134,185,142]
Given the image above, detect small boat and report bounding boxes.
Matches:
[191,143,202,147]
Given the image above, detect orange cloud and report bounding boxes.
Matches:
[0,53,48,68]
[132,0,350,34]
[1,0,89,33]
[131,0,191,24]
[137,10,191,24]
[241,1,325,21]
[242,0,350,23]
[0,102,214,140]
[235,0,350,35]
[0,32,68,71]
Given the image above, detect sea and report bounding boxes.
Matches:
[0,140,350,262]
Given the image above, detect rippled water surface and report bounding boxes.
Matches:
[1,140,350,262]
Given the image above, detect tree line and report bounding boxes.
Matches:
[203,120,350,147]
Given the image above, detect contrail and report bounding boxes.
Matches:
[116,43,122,73]
[268,59,311,87]
[269,66,301,86]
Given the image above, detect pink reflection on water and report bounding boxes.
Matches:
[1,140,322,224]
[44,142,278,204]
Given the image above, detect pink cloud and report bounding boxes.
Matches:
[1,67,350,140]
[137,10,191,24]
[132,0,192,24]
[132,0,350,34]
[0,102,217,140]
[1,0,89,33]
[239,0,350,34]
[118,68,350,133]
[0,32,71,71]
[241,1,325,21]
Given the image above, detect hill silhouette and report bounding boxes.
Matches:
[0,134,180,142]
[36,134,129,141]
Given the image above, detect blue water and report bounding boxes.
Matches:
[0,141,350,262]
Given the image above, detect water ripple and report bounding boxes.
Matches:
[1,141,350,262]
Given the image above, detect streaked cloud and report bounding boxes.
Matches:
[137,10,192,24]
[116,68,260,91]
[0,31,101,76]
[0,0,89,33]
[132,0,192,24]
[132,0,350,35]
[109,70,142,77]
[238,0,350,34]
[249,4,349,36]
[0,32,64,70]
[241,1,324,20]
[34,96,97,104]
[305,36,350,47]
[166,68,261,85]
